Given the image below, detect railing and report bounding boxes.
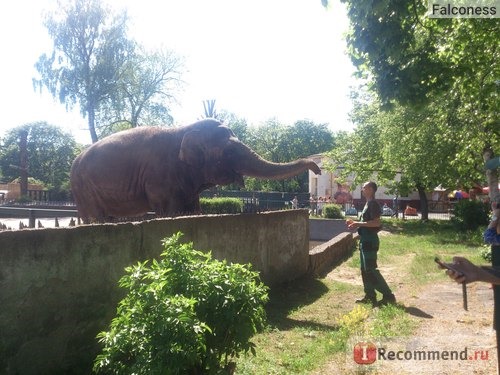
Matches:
[0,198,453,229]
[2,201,76,208]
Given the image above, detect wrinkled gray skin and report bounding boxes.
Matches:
[70,119,321,222]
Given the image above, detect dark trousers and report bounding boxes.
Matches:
[360,239,393,298]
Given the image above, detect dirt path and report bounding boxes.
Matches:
[318,244,497,374]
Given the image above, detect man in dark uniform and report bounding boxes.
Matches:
[347,181,396,306]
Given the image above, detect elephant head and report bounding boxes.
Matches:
[178,119,321,188]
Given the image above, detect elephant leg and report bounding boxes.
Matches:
[76,208,90,225]
[150,193,200,217]
[145,181,202,217]
[182,198,201,215]
[145,187,180,217]
[75,202,93,224]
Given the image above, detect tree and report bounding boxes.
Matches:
[209,116,334,193]
[123,48,184,127]
[34,0,134,143]
[244,119,335,192]
[18,129,29,198]
[286,119,336,162]
[97,47,185,137]
[243,119,291,192]
[324,0,499,202]
[339,0,454,106]
[0,122,80,199]
[329,88,473,220]
[219,111,250,144]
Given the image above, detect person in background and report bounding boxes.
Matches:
[310,195,318,215]
[347,181,396,306]
[484,200,500,245]
[317,197,324,216]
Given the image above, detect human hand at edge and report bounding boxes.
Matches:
[438,257,487,284]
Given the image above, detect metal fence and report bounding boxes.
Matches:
[0,195,452,229]
[0,205,78,230]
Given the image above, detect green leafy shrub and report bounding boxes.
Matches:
[94,232,268,375]
[322,204,344,219]
[200,197,243,214]
[451,200,489,231]
[481,245,492,262]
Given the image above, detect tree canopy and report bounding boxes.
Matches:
[97,47,184,138]
[225,117,335,193]
[34,0,184,143]
[323,0,499,211]
[0,122,80,199]
[34,0,132,143]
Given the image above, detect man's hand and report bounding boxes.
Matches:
[438,257,490,284]
[346,219,359,230]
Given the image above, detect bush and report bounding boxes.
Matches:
[94,232,269,375]
[200,197,243,214]
[481,245,492,262]
[322,204,344,219]
[451,200,489,231]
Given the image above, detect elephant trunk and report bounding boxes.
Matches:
[233,142,321,179]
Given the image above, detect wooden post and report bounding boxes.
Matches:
[28,209,35,228]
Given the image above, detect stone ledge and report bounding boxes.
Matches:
[309,218,349,241]
[308,232,358,278]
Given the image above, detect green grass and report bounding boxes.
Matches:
[235,278,352,375]
[347,219,486,283]
[236,281,415,374]
[235,219,488,374]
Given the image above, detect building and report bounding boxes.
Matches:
[308,154,420,211]
[0,182,48,202]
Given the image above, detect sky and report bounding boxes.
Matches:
[0,0,356,144]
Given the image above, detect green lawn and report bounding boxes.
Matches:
[235,219,488,374]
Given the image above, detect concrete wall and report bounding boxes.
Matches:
[0,210,310,375]
[309,218,350,241]
[309,232,357,278]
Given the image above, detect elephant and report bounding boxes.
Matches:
[70,119,321,222]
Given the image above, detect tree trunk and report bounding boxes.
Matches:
[19,130,29,199]
[88,104,99,144]
[417,183,429,221]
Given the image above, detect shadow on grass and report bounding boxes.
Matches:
[270,316,338,332]
[265,276,338,331]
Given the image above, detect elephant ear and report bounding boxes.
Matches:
[179,130,205,168]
